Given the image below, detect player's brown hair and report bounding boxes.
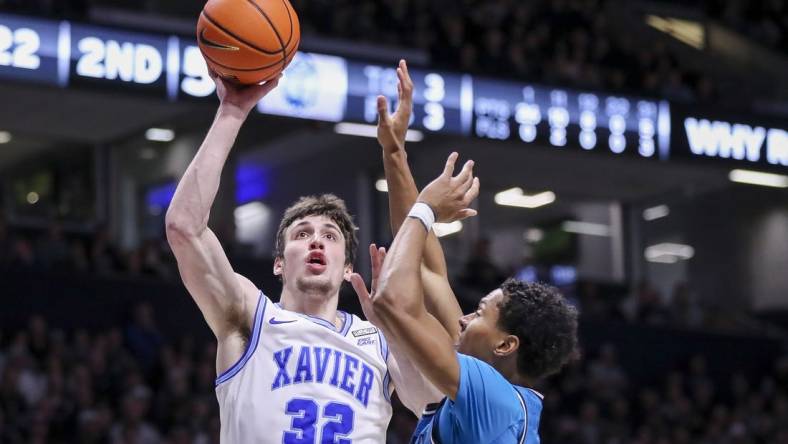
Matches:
[275,194,358,266]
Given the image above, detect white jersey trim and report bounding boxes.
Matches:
[514,387,527,444]
[215,291,267,386]
[377,329,392,402]
[274,302,354,336]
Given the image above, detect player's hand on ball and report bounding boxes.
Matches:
[418,152,480,223]
[377,59,414,155]
[350,243,387,327]
[211,69,281,117]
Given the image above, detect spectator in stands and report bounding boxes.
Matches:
[91,223,123,276]
[670,282,705,327]
[124,302,162,376]
[110,385,160,444]
[587,343,628,401]
[0,215,11,268]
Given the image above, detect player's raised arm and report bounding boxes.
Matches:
[370,152,480,399]
[165,74,280,340]
[376,60,463,341]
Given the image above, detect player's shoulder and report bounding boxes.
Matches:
[456,353,522,409]
[457,353,504,379]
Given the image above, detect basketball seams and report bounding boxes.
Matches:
[243,0,288,74]
[201,10,282,56]
[279,0,295,46]
[201,43,298,72]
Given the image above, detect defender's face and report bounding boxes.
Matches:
[457,289,507,362]
[274,215,351,295]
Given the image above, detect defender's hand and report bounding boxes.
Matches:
[377,60,414,155]
[417,152,480,223]
[350,244,388,326]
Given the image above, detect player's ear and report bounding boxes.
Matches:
[273,257,283,276]
[494,334,519,358]
[343,263,353,282]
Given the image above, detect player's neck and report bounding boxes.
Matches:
[496,358,534,388]
[510,373,535,388]
[279,288,341,328]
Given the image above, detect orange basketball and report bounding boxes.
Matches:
[196,0,301,85]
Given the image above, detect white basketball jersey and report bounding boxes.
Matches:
[215,292,393,443]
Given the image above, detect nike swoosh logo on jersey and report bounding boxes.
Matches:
[269,318,297,325]
[198,28,240,51]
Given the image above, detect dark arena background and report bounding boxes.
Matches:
[1,0,788,443]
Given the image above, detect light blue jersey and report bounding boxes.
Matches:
[410,353,544,444]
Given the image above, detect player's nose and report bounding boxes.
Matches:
[458,315,470,331]
[309,236,325,250]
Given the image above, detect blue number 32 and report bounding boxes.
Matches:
[284,398,354,444]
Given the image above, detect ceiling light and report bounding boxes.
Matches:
[645,15,705,49]
[234,201,269,222]
[334,122,423,142]
[434,221,462,237]
[26,192,39,204]
[645,242,694,263]
[643,204,670,221]
[494,188,556,209]
[729,169,788,188]
[0,131,11,144]
[145,128,175,142]
[375,179,388,193]
[561,221,610,237]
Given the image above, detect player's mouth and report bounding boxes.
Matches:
[305,251,327,273]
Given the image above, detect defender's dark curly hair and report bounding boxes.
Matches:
[275,194,359,266]
[497,279,579,380]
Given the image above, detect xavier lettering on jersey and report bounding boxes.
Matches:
[271,346,376,407]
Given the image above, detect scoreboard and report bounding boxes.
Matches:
[1,13,786,169]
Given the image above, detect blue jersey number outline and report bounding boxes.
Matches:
[284,398,355,444]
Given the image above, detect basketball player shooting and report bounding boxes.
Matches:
[166,72,437,442]
[354,63,580,443]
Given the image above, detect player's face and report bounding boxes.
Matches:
[456,289,508,362]
[275,215,351,296]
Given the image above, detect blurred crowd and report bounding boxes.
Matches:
[1,310,786,444]
[537,346,788,444]
[454,238,768,335]
[702,0,788,53]
[0,310,218,444]
[0,219,173,280]
[293,0,719,103]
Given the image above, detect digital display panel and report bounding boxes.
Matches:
[345,61,469,134]
[0,14,61,85]
[470,78,671,160]
[1,12,785,170]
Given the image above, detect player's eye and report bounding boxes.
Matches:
[325,232,336,241]
[297,231,309,239]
